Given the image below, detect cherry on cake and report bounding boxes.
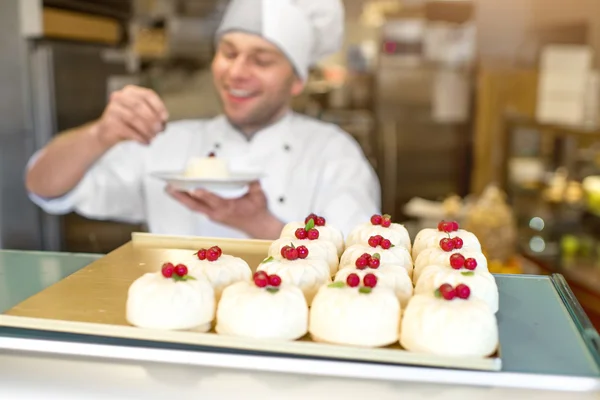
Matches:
[126,262,215,331]
[256,244,331,305]
[280,214,344,257]
[215,271,308,340]
[414,254,499,313]
[412,220,481,259]
[400,283,499,357]
[346,214,411,251]
[188,246,252,301]
[413,239,488,284]
[334,256,413,308]
[269,222,339,276]
[184,152,230,179]
[339,235,413,277]
[309,273,400,347]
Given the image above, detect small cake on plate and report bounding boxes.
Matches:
[334,260,413,308]
[269,227,339,276]
[309,273,400,347]
[414,255,498,313]
[216,271,308,340]
[188,246,252,301]
[346,214,411,251]
[126,262,215,331]
[412,220,481,259]
[256,244,331,305]
[413,240,488,284]
[339,235,413,277]
[280,214,344,257]
[184,152,229,179]
[400,283,499,357]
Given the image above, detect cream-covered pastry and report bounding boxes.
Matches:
[188,246,252,301]
[400,286,499,357]
[126,263,215,331]
[280,214,344,257]
[412,226,481,259]
[256,246,331,305]
[216,273,308,340]
[414,265,498,313]
[309,274,400,347]
[334,265,413,308]
[339,243,413,277]
[269,238,339,276]
[346,215,411,250]
[413,248,488,284]
[184,154,229,179]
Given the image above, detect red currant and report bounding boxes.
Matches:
[285,247,299,261]
[380,239,392,249]
[437,221,446,231]
[449,253,465,269]
[368,257,380,269]
[295,228,308,240]
[297,245,309,259]
[307,229,319,240]
[161,262,175,278]
[174,264,188,277]
[464,258,478,270]
[280,245,290,258]
[254,275,268,288]
[439,283,456,300]
[370,214,382,225]
[268,274,282,287]
[355,255,369,269]
[453,237,464,249]
[346,273,360,287]
[207,249,219,262]
[381,218,392,228]
[210,246,222,258]
[451,221,459,231]
[315,216,326,226]
[368,236,380,248]
[305,213,318,224]
[439,238,455,252]
[196,249,207,260]
[363,273,378,288]
[253,271,267,280]
[456,284,471,299]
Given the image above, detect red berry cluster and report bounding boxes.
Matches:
[346,272,378,288]
[439,237,464,252]
[196,246,222,262]
[295,227,320,240]
[437,220,459,232]
[449,254,478,270]
[367,235,392,249]
[437,283,471,300]
[280,244,309,260]
[355,252,381,269]
[253,271,282,288]
[370,214,392,228]
[305,213,326,227]
[161,262,189,278]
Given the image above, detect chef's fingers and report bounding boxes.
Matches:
[112,91,163,135]
[109,103,155,144]
[123,85,169,122]
[189,189,226,209]
[247,181,264,194]
[166,186,214,216]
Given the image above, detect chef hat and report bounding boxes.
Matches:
[215,0,345,80]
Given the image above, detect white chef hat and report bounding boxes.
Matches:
[215,0,345,81]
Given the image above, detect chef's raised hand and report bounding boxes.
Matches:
[95,85,169,147]
[166,182,284,240]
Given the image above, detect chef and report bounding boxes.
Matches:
[25,0,381,240]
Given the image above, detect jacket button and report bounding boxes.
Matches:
[283,144,291,151]
[279,196,285,203]
[214,143,221,149]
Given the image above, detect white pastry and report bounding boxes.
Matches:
[126,271,215,331]
[256,257,331,305]
[339,244,413,277]
[346,221,411,250]
[412,228,481,259]
[184,155,229,179]
[414,265,499,313]
[334,266,413,308]
[216,281,308,340]
[280,221,344,257]
[413,248,488,284]
[400,293,499,357]
[269,238,339,276]
[189,254,252,301]
[309,282,400,347]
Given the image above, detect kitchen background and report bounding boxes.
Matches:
[2,0,600,326]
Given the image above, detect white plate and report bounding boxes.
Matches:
[151,171,264,199]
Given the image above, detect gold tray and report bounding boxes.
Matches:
[1,233,502,371]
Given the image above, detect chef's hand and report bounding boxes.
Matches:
[166,181,285,240]
[94,85,169,148]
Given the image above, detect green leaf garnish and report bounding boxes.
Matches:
[305,218,315,231]
[172,274,196,282]
[383,214,392,220]
[266,287,279,294]
[261,256,274,264]
[434,288,442,298]
[391,244,395,248]
[328,281,346,288]
[461,271,474,276]
[358,287,372,294]
[372,253,381,260]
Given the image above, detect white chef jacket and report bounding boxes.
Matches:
[28,112,381,239]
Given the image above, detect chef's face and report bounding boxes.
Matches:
[212,32,304,134]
